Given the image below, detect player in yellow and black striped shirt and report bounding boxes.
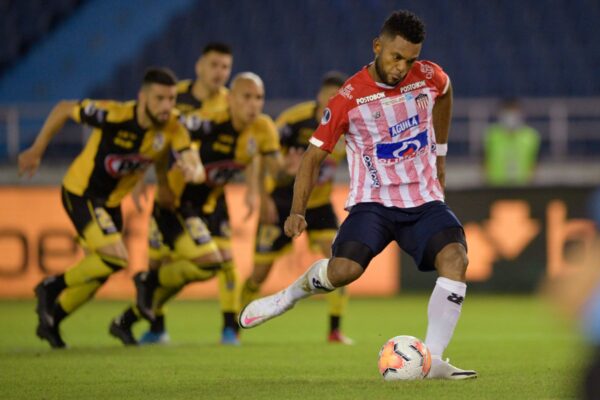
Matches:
[121,43,246,345]
[19,68,205,349]
[110,72,282,346]
[240,72,355,344]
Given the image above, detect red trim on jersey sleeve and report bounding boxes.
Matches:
[309,93,350,153]
[420,61,450,96]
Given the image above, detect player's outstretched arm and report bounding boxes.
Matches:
[284,144,328,237]
[432,82,453,191]
[18,100,77,177]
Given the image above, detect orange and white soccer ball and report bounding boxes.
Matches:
[378,335,432,380]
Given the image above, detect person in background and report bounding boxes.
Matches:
[484,99,540,186]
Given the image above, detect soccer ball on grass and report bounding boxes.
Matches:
[377,335,431,381]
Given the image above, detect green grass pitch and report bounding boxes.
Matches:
[0,295,586,399]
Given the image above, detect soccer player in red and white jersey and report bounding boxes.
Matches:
[240,10,477,380]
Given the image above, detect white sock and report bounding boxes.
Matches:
[284,259,334,304]
[424,277,467,359]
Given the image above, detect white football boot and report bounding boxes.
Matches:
[239,290,294,329]
[427,358,478,380]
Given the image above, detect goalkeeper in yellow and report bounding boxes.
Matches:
[110,72,282,345]
[18,68,205,349]
[240,72,354,344]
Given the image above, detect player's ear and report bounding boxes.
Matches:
[138,87,147,104]
[227,91,234,108]
[195,57,203,77]
[373,37,382,56]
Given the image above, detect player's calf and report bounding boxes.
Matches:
[134,271,158,321]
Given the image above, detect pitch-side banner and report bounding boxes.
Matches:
[0,185,398,298]
[401,187,599,292]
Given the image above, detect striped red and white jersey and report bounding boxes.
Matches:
[309,61,450,209]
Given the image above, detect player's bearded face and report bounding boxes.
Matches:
[144,84,177,127]
[198,52,233,91]
[374,35,422,86]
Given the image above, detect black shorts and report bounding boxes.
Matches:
[61,187,123,250]
[331,201,466,271]
[149,201,219,261]
[254,187,338,260]
[202,195,231,240]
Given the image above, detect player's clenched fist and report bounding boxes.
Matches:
[18,147,42,177]
[284,214,307,238]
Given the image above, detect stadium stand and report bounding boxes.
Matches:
[0,0,599,163]
[0,0,85,75]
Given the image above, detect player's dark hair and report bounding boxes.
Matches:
[202,42,233,55]
[380,10,426,44]
[321,71,348,88]
[142,67,178,86]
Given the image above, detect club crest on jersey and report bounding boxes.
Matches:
[184,114,203,132]
[416,93,429,110]
[375,130,429,163]
[247,137,257,157]
[152,132,164,151]
[356,92,385,105]
[388,115,419,137]
[104,154,153,177]
[321,108,332,125]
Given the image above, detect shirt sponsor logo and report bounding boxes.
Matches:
[375,130,429,164]
[388,115,419,137]
[339,84,354,100]
[381,93,413,107]
[321,108,332,125]
[362,155,381,188]
[104,154,153,177]
[356,92,385,105]
[204,160,246,186]
[400,80,426,93]
[83,102,106,123]
[420,63,435,79]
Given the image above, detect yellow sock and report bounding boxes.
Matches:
[217,260,239,313]
[326,286,349,317]
[57,280,103,313]
[64,253,119,286]
[158,259,217,288]
[153,285,181,316]
[240,279,261,308]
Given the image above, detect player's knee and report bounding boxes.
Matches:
[435,243,468,281]
[328,258,363,287]
[96,243,128,271]
[190,251,223,269]
[148,258,162,270]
